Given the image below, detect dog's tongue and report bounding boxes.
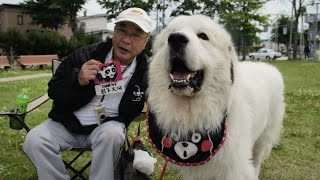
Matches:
[172,72,191,80]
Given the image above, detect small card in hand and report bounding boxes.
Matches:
[95,61,122,84]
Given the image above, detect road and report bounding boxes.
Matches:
[0,73,51,82]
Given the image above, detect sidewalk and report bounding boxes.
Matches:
[0,73,51,82]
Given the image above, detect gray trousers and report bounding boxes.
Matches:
[23,119,126,180]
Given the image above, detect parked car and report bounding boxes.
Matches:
[249,49,282,60]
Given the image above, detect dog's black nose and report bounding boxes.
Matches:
[168,33,189,47]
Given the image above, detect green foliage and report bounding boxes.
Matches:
[170,0,222,17]
[62,28,102,57]
[98,0,156,19]
[55,0,86,34]
[24,30,68,55]
[120,0,268,60]
[21,0,67,30]
[0,28,101,58]
[170,0,202,16]
[271,14,292,46]
[21,0,86,34]
[219,0,268,59]
[0,28,27,56]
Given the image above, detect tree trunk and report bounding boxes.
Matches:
[69,15,77,36]
[292,14,299,59]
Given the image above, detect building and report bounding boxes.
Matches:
[0,3,72,38]
[77,13,113,41]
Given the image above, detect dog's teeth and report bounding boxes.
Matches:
[187,74,191,81]
[170,74,174,80]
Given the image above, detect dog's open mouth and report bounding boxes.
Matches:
[169,57,204,94]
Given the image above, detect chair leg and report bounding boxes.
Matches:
[64,151,91,180]
[70,161,91,180]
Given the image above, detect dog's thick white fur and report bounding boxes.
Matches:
[148,14,285,180]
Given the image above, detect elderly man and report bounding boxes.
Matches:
[23,7,152,180]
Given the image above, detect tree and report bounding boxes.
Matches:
[97,0,156,19]
[56,0,86,34]
[271,14,292,54]
[21,0,66,30]
[170,0,201,16]
[219,0,269,61]
[22,0,86,35]
[285,0,311,59]
[170,0,221,17]
[163,0,268,61]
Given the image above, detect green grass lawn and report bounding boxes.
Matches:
[0,67,51,78]
[0,60,319,179]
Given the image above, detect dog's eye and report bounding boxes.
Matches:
[197,33,209,40]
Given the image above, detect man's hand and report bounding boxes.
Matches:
[78,60,101,86]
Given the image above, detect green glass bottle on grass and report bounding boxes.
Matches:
[10,88,29,130]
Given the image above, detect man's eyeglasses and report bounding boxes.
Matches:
[115,27,147,42]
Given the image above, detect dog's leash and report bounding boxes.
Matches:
[159,160,168,180]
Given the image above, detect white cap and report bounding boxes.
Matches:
[114,7,152,33]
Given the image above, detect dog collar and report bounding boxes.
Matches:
[147,109,227,166]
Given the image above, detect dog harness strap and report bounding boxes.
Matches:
[147,109,227,166]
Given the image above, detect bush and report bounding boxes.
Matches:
[62,28,102,57]
[25,30,68,56]
[0,28,27,56]
[0,28,102,59]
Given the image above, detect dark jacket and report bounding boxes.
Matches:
[47,40,148,134]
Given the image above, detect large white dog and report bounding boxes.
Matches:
[147,14,285,180]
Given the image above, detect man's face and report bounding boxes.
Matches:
[112,22,149,65]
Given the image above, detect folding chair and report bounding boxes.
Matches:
[1,59,148,179]
[0,59,92,180]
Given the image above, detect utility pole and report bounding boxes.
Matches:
[289,5,293,58]
[300,12,304,58]
[313,3,319,58]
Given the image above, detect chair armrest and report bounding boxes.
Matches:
[26,93,49,113]
[0,93,50,131]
